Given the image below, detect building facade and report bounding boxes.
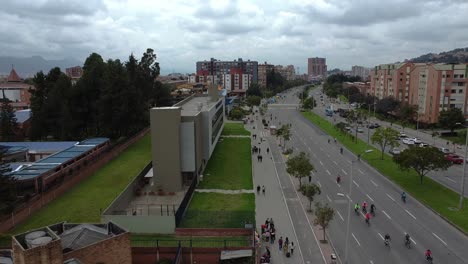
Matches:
[0,68,33,110]
[258,62,274,88]
[307,57,327,80]
[369,63,468,123]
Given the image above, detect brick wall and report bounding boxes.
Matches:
[175,228,252,237]
[64,233,132,264]
[0,128,149,233]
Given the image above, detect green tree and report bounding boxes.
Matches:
[393,146,451,184]
[0,98,18,141]
[246,95,261,107]
[0,149,16,214]
[286,152,314,188]
[438,108,465,134]
[371,127,399,160]
[303,184,321,212]
[313,202,335,241]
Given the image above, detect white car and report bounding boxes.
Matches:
[390,148,401,155]
[402,138,415,145]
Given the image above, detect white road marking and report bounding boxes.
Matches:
[386,193,395,202]
[378,233,384,240]
[432,232,448,246]
[366,194,374,202]
[319,160,324,166]
[326,170,331,175]
[337,210,344,221]
[370,180,378,187]
[326,195,332,202]
[382,210,391,220]
[358,169,364,174]
[341,169,348,175]
[405,209,417,220]
[333,161,338,165]
[352,233,361,246]
[353,180,359,187]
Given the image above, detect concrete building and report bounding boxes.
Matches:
[258,62,274,88]
[196,58,258,83]
[11,221,131,264]
[369,62,468,123]
[307,57,327,80]
[150,85,224,192]
[0,68,33,110]
[351,65,370,80]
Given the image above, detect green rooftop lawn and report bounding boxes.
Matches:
[180,193,255,228]
[302,111,468,233]
[221,122,251,136]
[198,137,253,190]
[12,133,152,234]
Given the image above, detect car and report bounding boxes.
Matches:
[445,154,464,164]
[390,148,401,155]
[402,138,415,145]
[419,143,429,147]
[439,147,451,154]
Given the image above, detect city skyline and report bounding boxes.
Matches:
[1,0,468,74]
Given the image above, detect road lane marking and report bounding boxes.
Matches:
[326,195,332,202]
[353,180,359,187]
[382,210,391,220]
[326,170,331,175]
[378,233,384,240]
[386,193,395,202]
[333,161,338,165]
[432,233,447,246]
[366,194,374,202]
[337,210,344,221]
[341,169,348,175]
[370,180,378,187]
[319,160,324,166]
[405,209,417,220]
[358,169,364,174]
[352,233,361,246]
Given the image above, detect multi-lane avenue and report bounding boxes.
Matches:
[263,87,468,264]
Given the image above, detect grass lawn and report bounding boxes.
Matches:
[302,111,468,233]
[131,234,252,247]
[12,133,152,234]
[221,122,251,136]
[198,138,253,190]
[180,193,255,228]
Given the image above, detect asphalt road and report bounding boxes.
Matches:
[265,87,468,264]
[312,89,468,197]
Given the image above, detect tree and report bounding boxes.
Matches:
[303,184,321,212]
[0,149,16,214]
[246,95,261,107]
[0,98,18,141]
[438,108,465,134]
[286,152,314,188]
[313,202,335,241]
[246,82,262,97]
[371,127,399,159]
[393,146,451,184]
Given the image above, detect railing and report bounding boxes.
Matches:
[175,176,197,226]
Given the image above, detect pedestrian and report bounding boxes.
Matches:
[290,242,294,255]
[278,237,283,250]
[308,175,312,183]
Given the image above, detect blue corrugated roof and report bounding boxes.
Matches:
[7,138,110,180]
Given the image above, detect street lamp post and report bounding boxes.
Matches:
[344,150,373,264]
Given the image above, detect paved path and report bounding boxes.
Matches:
[194,189,254,194]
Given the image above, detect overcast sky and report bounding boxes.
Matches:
[1,0,468,74]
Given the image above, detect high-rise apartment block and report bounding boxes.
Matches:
[351,65,370,80]
[308,57,327,80]
[369,62,468,123]
[258,62,274,88]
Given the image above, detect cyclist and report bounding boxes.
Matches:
[425,249,433,261]
[362,201,368,213]
[384,233,391,245]
[405,233,411,247]
[401,191,407,203]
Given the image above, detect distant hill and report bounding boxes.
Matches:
[409,47,468,63]
[0,56,82,78]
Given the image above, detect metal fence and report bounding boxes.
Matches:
[180,210,255,228]
[131,238,252,248]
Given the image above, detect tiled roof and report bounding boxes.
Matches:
[7,69,21,82]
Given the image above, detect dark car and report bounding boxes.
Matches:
[445,154,464,164]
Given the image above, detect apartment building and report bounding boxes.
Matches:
[258,62,274,88]
[369,63,468,123]
[307,57,327,79]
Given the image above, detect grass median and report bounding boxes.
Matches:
[302,111,468,233]
[12,133,152,234]
[198,137,253,190]
[221,122,251,136]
